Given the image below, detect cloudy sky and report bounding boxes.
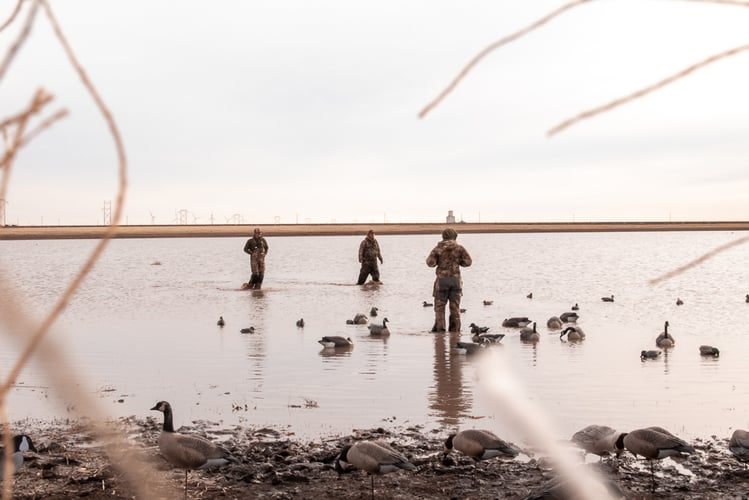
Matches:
[2,0,748,226]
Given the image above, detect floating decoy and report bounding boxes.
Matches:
[676,297,684,306]
[443,429,519,461]
[459,308,467,313]
[469,323,490,334]
[526,292,533,299]
[318,336,353,348]
[746,293,749,303]
[472,333,505,344]
[483,300,493,306]
[454,342,484,355]
[240,327,255,334]
[296,318,305,328]
[560,326,585,341]
[601,295,615,302]
[216,316,225,327]
[0,435,37,479]
[422,301,433,307]
[502,317,531,328]
[368,318,390,336]
[571,303,579,311]
[641,350,662,360]
[620,427,694,491]
[559,312,579,323]
[151,401,234,496]
[546,316,563,330]
[519,322,540,342]
[699,345,719,357]
[655,321,674,348]
[370,307,379,317]
[729,429,749,464]
[571,425,625,460]
[335,440,416,500]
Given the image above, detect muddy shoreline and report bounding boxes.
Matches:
[2,221,749,240]
[7,417,749,499]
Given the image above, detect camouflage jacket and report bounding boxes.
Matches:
[359,238,382,264]
[244,236,268,256]
[426,240,472,277]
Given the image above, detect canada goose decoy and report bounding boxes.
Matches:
[519,322,540,342]
[746,293,749,303]
[676,297,684,306]
[296,318,305,328]
[601,295,614,302]
[151,401,235,496]
[335,440,416,500]
[353,313,369,325]
[502,317,531,328]
[370,307,379,317]
[699,345,719,357]
[526,292,533,299]
[469,323,490,334]
[454,341,485,355]
[216,316,225,327]
[483,300,493,306]
[0,435,37,479]
[240,326,255,334]
[729,429,749,464]
[571,303,579,311]
[559,312,579,323]
[641,350,662,360]
[422,301,433,307]
[443,429,519,461]
[655,321,674,348]
[318,336,353,348]
[472,333,505,344]
[368,318,390,336]
[619,427,694,491]
[546,316,563,330]
[571,425,625,460]
[560,326,585,341]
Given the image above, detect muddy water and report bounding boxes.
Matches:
[2,231,749,442]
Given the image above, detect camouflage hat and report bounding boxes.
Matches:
[442,228,458,240]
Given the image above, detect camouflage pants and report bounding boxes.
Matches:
[357,260,380,285]
[432,276,462,332]
[249,253,266,289]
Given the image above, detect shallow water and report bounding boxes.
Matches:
[2,231,749,442]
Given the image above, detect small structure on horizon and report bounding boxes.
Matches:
[446,210,456,224]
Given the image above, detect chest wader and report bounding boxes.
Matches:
[431,276,462,333]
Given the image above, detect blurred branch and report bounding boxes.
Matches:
[0,0,39,82]
[0,0,24,33]
[649,234,749,285]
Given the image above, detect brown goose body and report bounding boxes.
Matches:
[730,429,749,463]
[368,318,390,336]
[519,322,539,342]
[318,336,354,348]
[655,321,674,347]
[620,426,694,491]
[699,345,719,357]
[560,325,585,341]
[335,440,415,499]
[444,429,519,461]
[571,425,624,459]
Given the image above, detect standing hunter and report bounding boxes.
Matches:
[244,228,269,289]
[426,228,472,333]
[357,229,384,285]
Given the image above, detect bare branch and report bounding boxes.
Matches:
[649,234,749,285]
[0,0,24,33]
[0,0,39,82]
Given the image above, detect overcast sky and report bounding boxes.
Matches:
[2,0,748,226]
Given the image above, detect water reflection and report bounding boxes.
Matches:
[430,332,472,427]
[521,340,539,366]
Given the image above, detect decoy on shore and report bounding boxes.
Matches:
[443,429,519,461]
[619,427,694,491]
[151,401,235,496]
[519,322,540,342]
[560,325,585,341]
[547,316,563,330]
[216,316,225,327]
[676,297,684,306]
[472,333,505,344]
[699,345,719,357]
[240,327,255,334]
[368,318,390,336]
[729,429,749,464]
[571,425,625,460]
[601,295,615,302]
[318,336,354,348]
[641,350,662,360]
[454,341,485,355]
[655,321,674,348]
[559,312,579,323]
[502,317,531,328]
[296,318,305,328]
[0,435,37,479]
[335,440,415,500]
[469,323,490,334]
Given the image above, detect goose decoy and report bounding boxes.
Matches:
[546,316,563,330]
[370,307,379,317]
[571,425,625,460]
[560,325,585,341]
[620,427,694,491]
[655,321,674,347]
[699,345,719,357]
[502,317,531,328]
[483,300,493,306]
[318,336,354,348]
[0,435,37,479]
[454,341,485,355]
[240,327,255,334]
[443,429,519,461]
[469,323,490,334]
[641,350,662,360]
[422,301,433,307]
[746,293,749,303]
[676,297,684,306]
[296,318,305,328]
[216,316,225,327]
[519,322,539,342]
[601,295,614,302]
[526,292,533,299]
[571,303,579,311]
[524,474,625,500]
[368,318,390,336]
[559,312,579,323]
[335,440,416,500]
[353,313,368,325]
[729,429,749,464]
[151,401,235,496]
[472,333,505,344]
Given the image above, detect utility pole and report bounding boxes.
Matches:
[0,198,6,226]
[102,200,112,226]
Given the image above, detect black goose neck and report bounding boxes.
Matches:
[162,404,175,432]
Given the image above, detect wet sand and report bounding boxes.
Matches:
[2,221,749,240]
